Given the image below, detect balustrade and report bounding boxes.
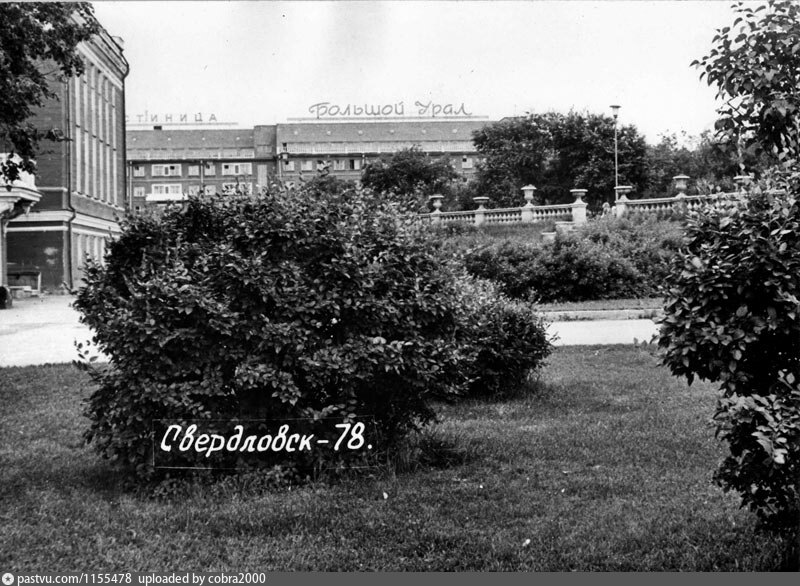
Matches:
[421,175,739,228]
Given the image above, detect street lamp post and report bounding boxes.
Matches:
[610,104,620,201]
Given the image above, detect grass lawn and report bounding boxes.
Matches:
[0,347,792,571]
[538,298,665,313]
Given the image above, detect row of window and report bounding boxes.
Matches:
[134,183,253,197]
[73,60,121,206]
[283,140,475,155]
[281,156,473,171]
[282,159,361,172]
[132,162,253,178]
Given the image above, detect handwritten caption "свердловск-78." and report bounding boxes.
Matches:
[156,419,374,466]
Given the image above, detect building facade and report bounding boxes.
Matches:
[275,119,487,184]
[127,118,490,211]
[126,126,277,210]
[6,20,128,292]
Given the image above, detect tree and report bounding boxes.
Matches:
[641,130,771,197]
[659,0,800,562]
[0,2,98,185]
[693,0,800,164]
[658,188,800,548]
[471,111,648,209]
[361,146,458,208]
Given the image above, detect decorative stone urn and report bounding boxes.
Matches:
[521,185,537,207]
[614,185,632,201]
[672,175,690,196]
[473,196,490,210]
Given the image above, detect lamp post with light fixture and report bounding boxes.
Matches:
[610,104,620,201]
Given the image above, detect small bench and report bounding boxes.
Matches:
[7,267,42,296]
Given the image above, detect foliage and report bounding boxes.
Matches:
[463,216,684,303]
[361,146,458,207]
[693,0,800,162]
[74,186,471,476]
[441,177,481,211]
[641,131,759,197]
[658,188,800,530]
[0,2,98,184]
[471,111,648,210]
[74,183,553,477]
[454,275,552,398]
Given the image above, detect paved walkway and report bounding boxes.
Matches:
[0,296,662,368]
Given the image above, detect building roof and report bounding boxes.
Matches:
[276,119,491,144]
[127,128,256,150]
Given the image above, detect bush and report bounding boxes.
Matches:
[75,187,470,476]
[463,216,685,303]
[464,236,641,303]
[578,215,685,290]
[658,188,800,531]
[75,185,553,478]
[454,275,552,398]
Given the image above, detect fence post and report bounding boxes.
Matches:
[614,186,632,217]
[672,175,689,214]
[520,185,536,223]
[570,189,588,225]
[473,196,489,226]
[429,194,444,224]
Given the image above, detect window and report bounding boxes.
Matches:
[133,186,145,198]
[284,160,295,171]
[221,162,253,176]
[151,184,183,195]
[188,165,200,177]
[203,162,216,176]
[333,159,345,171]
[462,156,474,169]
[204,184,217,195]
[300,160,313,172]
[349,159,361,171]
[188,185,202,196]
[152,164,181,177]
[133,165,145,177]
[222,182,253,194]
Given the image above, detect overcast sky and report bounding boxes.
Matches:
[92,0,739,144]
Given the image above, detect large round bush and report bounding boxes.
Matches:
[75,187,473,475]
[77,185,553,477]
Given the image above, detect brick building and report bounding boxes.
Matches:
[127,118,490,210]
[6,18,128,292]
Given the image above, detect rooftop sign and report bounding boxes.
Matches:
[126,111,235,126]
[307,101,476,120]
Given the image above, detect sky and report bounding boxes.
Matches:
[92,0,739,144]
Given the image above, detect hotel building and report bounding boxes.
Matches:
[127,117,490,210]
